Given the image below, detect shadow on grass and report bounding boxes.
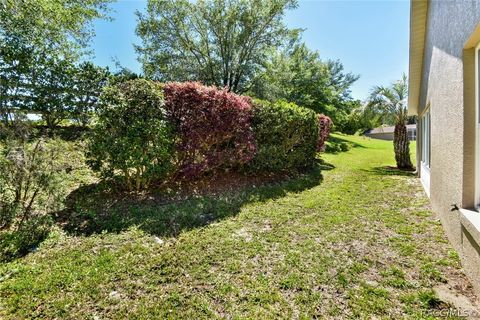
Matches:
[325,135,365,154]
[318,158,335,171]
[56,164,325,238]
[366,166,416,177]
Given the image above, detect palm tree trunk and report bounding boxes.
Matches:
[393,123,413,170]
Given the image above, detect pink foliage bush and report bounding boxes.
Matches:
[317,114,333,152]
[163,82,256,178]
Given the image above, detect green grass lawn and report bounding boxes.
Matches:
[0,134,475,319]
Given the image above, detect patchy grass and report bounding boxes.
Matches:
[0,134,476,319]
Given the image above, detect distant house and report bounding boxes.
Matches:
[409,0,480,296]
[364,124,416,141]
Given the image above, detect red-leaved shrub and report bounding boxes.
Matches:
[163,82,256,178]
[317,114,332,152]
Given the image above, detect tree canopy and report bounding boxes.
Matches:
[249,38,360,130]
[1,0,363,134]
[136,0,298,93]
[1,0,112,56]
[365,73,409,126]
[0,0,113,126]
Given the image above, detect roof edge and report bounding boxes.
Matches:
[408,0,428,116]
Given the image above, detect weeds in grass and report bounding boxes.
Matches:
[0,135,475,319]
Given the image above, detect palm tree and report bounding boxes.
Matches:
[366,74,413,170]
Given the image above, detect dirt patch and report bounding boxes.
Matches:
[434,284,480,319]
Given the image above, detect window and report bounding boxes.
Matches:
[421,110,431,168]
[420,108,431,196]
[475,43,480,207]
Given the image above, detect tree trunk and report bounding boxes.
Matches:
[44,114,55,130]
[393,123,413,170]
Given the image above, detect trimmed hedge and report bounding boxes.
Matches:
[317,114,333,152]
[250,100,319,172]
[88,81,328,189]
[163,82,256,179]
[87,79,174,191]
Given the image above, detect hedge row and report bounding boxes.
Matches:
[88,80,331,191]
[87,80,174,191]
[250,100,318,172]
[163,82,256,179]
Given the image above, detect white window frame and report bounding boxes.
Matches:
[420,107,431,197]
[475,42,480,208]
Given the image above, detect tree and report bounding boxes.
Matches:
[30,57,77,128]
[5,55,110,129]
[1,0,113,57]
[336,100,373,135]
[0,0,113,125]
[0,39,36,125]
[366,74,413,170]
[249,39,359,130]
[71,62,111,127]
[136,0,297,93]
[110,66,140,84]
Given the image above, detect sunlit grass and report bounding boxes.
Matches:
[0,134,469,319]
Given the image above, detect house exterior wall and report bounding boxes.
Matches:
[416,1,480,295]
[365,131,416,141]
[365,132,394,141]
[365,127,416,141]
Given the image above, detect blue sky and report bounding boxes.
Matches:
[90,0,410,101]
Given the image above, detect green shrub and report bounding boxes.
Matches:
[250,100,319,172]
[0,139,75,227]
[0,138,79,261]
[340,142,350,152]
[0,215,52,262]
[325,140,351,153]
[87,79,174,191]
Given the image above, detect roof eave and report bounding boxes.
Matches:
[408,0,428,116]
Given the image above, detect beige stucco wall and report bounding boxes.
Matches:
[417,0,480,295]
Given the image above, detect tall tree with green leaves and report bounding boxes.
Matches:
[0,0,113,125]
[0,38,35,124]
[71,62,111,127]
[249,39,359,130]
[136,0,298,93]
[366,74,413,170]
[30,57,77,128]
[1,0,112,56]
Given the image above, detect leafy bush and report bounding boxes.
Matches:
[0,215,52,262]
[0,139,74,227]
[325,141,350,153]
[317,114,333,152]
[0,138,78,261]
[250,100,319,172]
[163,82,256,179]
[87,79,174,191]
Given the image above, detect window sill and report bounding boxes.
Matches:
[420,162,430,197]
[459,208,480,243]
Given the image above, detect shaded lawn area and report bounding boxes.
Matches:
[0,134,477,319]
